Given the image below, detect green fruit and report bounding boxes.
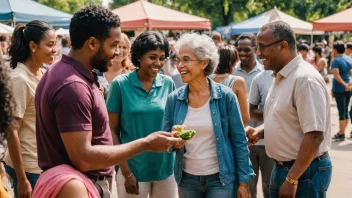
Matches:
[179,130,196,140]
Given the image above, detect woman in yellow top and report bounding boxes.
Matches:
[4,21,56,198]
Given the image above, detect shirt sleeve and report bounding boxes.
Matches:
[106,79,122,114]
[331,58,339,69]
[53,82,93,132]
[227,92,255,183]
[295,80,328,133]
[10,75,31,118]
[248,74,261,105]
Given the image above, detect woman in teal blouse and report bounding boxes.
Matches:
[107,32,177,198]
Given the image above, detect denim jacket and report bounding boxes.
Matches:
[163,79,255,186]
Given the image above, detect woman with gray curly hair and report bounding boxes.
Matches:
[163,33,255,198]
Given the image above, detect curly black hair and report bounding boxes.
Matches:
[0,65,15,140]
[236,33,257,47]
[70,5,121,50]
[131,31,170,67]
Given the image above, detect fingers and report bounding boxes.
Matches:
[167,136,183,146]
[158,132,173,137]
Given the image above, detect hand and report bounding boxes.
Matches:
[124,174,139,195]
[145,132,182,152]
[171,125,186,149]
[245,126,260,146]
[344,85,351,92]
[237,183,251,198]
[18,178,32,198]
[279,180,297,198]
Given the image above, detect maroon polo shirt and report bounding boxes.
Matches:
[35,54,113,176]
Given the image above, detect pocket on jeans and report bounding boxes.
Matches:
[317,166,332,191]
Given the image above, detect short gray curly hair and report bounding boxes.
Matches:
[175,33,219,76]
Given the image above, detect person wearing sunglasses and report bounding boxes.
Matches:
[233,33,263,93]
[246,21,331,198]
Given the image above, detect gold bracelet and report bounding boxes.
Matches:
[286,176,298,185]
[124,173,133,180]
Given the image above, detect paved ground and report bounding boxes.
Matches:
[112,80,352,198]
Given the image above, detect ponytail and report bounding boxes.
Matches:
[8,20,53,69]
[9,25,29,69]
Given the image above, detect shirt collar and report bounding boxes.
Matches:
[177,78,222,101]
[278,55,303,79]
[236,59,263,74]
[16,62,36,77]
[61,54,95,83]
[130,69,163,89]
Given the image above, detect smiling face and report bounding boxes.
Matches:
[91,27,121,72]
[237,38,255,67]
[177,46,207,83]
[256,28,284,72]
[115,37,130,63]
[32,30,57,65]
[138,48,166,78]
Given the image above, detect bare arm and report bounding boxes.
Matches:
[6,118,33,197]
[249,104,263,121]
[287,131,324,180]
[317,59,326,73]
[108,112,132,176]
[60,130,180,173]
[233,77,250,125]
[332,68,349,88]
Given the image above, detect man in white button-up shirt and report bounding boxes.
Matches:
[246,21,332,198]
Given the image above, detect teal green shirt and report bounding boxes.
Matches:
[106,70,175,182]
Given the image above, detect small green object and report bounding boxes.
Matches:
[179,130,196,140]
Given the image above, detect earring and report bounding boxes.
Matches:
[32,49,35,53]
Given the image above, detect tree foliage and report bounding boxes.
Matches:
[34,0,102,14]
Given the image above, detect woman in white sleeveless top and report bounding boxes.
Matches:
[209,45,249,125]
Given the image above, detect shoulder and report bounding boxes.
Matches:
[158,73,174,84]
[295,62,325,88]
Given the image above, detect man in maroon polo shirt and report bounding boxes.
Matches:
[35,5,181,197]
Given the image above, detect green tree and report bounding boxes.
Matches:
[34,0,102,14]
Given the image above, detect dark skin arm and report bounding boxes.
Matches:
[6,118,32,198]
[279,131,324,198]
[108,112,139,195]
[249,104,263,121]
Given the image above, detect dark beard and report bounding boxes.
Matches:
[91,46,111,72]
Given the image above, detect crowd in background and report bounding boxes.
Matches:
[0,5,350,198]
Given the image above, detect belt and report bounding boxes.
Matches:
[275,152,329,166]
[86,174,112,181]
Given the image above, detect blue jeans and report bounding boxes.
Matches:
[4,164,40,198]
[178,171,236,198]
[269,155,332,198]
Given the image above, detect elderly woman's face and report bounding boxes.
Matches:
[139,48,166,78]
[177,46,207,83]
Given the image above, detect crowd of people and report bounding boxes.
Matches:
[0,4,351,198]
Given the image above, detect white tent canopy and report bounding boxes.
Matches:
[56,28,69,36]
[229,7,324,35]
[0,22,14,34]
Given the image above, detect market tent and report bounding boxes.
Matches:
[0,22,14,34]
[0,0,72,27]
[313,7,352,31]
[224,7,323,35]
[56,28,69,36]
[112,0,211,30]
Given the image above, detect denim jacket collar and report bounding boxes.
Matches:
[177,78,222,102]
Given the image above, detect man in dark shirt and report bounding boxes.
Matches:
[35,5,181,197]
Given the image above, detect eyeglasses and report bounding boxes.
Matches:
[175,58,199,66]
[256,40,284,52]
[236,47,253,53]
